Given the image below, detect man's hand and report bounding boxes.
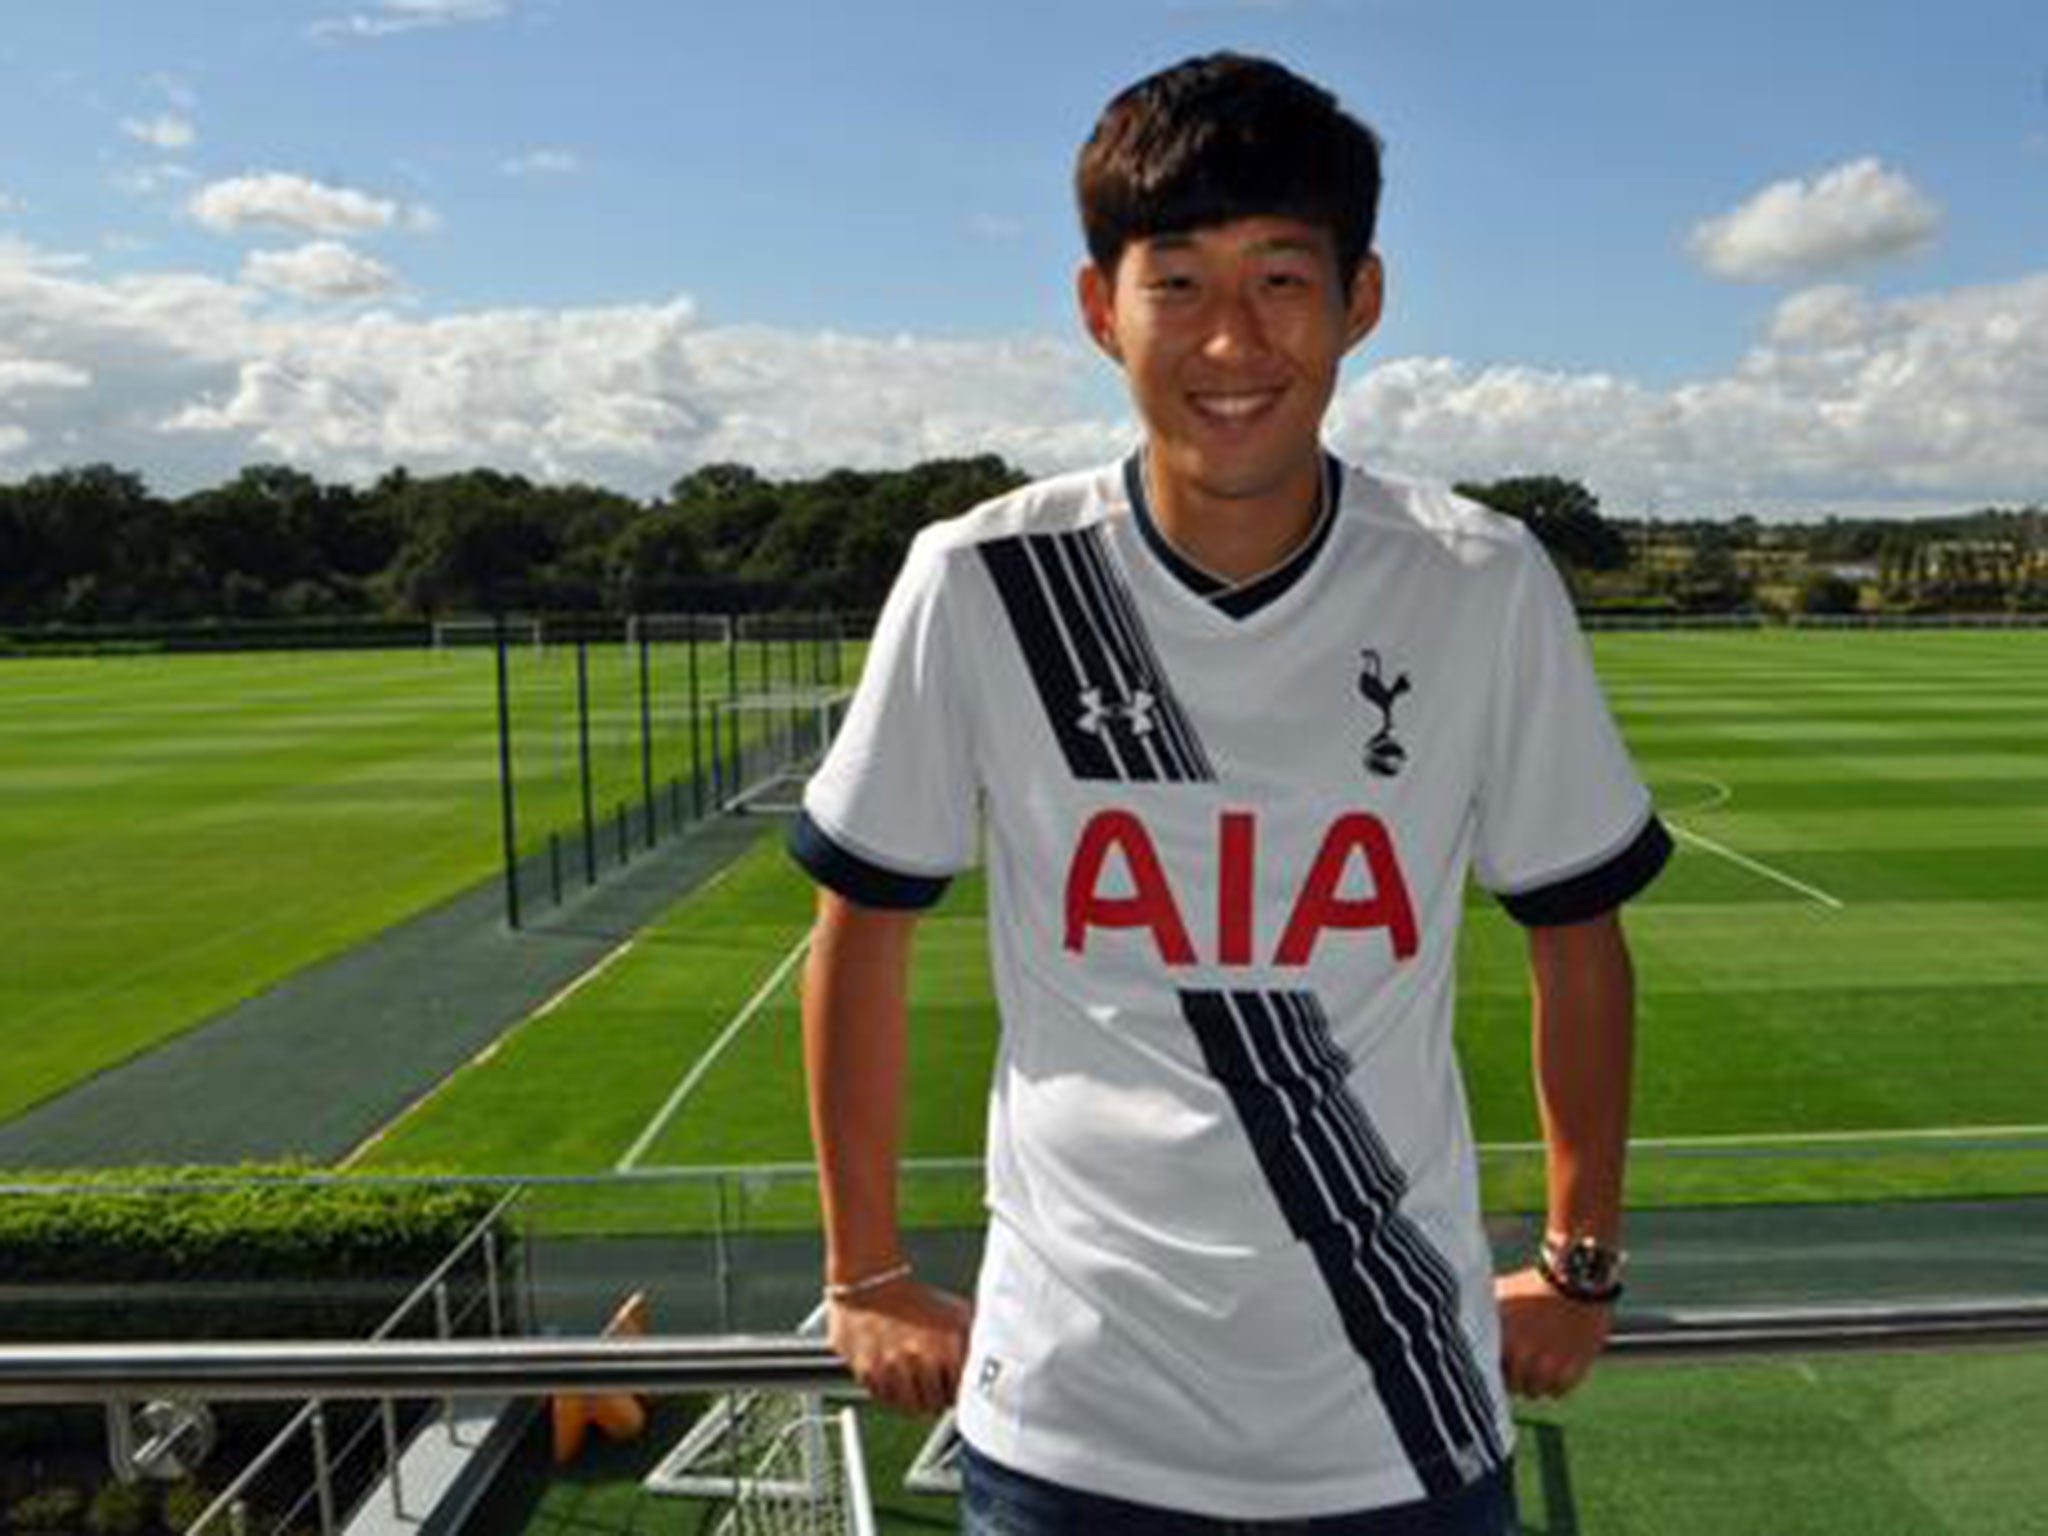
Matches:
[826,1276,973,1416]
[1495,1266,1612,1399]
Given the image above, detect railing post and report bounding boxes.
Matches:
[715,1175,734,1332]
[309,1401,336,1536]
[229,1499,249,1536]
[434,1281,456,1442]
[382,1398,406,1518]
[484,1228,504,1338]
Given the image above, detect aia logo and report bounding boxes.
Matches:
[1065,808,1418,968]
[1358,649,1411,778]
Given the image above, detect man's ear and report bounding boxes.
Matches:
[1077,261,1123,364]
[1342,253,1385,353]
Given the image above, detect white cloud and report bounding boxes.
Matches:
[499,148,578,177]
[0,358,92,393]
[1333,271,2048,511]
[1689,158,1942,282]
[0,187,17,216]
[188,173,411,237]
[243,241,399,301]
[121,114,196,151]
[3,234,2045,516]
[312,0,508,40]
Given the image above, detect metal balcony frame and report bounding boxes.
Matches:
[4,1299,2047,1406]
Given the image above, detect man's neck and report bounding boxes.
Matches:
[1143,446,1327,585]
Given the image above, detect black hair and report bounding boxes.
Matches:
[1076,53,1384,286]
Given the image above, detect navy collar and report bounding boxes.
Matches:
[1123,451,1344,619]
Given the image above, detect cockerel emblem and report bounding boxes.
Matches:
[1358,649,1411,777]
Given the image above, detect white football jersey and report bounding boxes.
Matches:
[794,453,1669,1518]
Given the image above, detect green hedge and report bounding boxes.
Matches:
[0,1164,507,1344]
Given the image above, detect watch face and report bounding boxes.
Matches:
[1546,1237,1624,1296]
[1563,1240,1621,1289]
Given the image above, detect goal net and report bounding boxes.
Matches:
[710,688,852,815]
[644,1307,876,1535]
[627,612,734,653]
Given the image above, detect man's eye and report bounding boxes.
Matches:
[1145,275,1196,294]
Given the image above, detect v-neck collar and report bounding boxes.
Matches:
[1123,451,1344,620]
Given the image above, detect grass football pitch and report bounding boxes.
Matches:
[356,627,2048,1215]
[0,636,834,1128]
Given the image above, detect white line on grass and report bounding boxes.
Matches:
[337,932,642,1169]
[1669,823,1845,910]
[624,1124,2048,1178]
[1477,1123,2048,1155]
[613,933,811,1173]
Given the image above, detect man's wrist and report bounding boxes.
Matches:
[1535,1233,1627,1305]
[823,1257,915,1302]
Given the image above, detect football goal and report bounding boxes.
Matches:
[433,615,544,653]
[644,1305,876,1535]
[710,687,852,815]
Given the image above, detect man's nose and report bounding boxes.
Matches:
[1201,288,1270,363]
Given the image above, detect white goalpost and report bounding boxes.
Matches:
[643,1305,878,1535]
[711,688,853,815]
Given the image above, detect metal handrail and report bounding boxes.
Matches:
[5,1300,2047,1406]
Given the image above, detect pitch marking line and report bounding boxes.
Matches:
[1478,1123,2048,1155]
[614,933,812,1173]
[627,1124,2048,1178]
[1668,823,1845,911]
[337,932,644,1169]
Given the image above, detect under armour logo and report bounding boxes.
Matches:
[1358,649,1411,778]
[1078,686,1157,737]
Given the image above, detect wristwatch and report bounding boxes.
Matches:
[1536,1234,1627,1305]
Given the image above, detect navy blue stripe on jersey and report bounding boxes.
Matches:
[788,810,953,910]
[1063,527,1218,780]
[978,537,1119,780]
[1498,813,1674,927]
[979,529,1214,784]
[1182,988,1505,1496]
[1125,451,1345,620]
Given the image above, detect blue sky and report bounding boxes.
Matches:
[2,0,2045,516]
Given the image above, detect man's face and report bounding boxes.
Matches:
[1079,215,1383,508]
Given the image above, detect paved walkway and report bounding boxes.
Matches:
[0,817,773,1169]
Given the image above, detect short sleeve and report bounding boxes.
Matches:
[790,528,979,909]
[1474,543,1671,926]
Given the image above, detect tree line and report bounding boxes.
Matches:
[1,459,2041,628]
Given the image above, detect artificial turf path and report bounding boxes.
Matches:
[0,815,770,1168]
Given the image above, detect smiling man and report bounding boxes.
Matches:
[792,53,1670,1534]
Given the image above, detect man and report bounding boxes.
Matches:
[791,53,1669,1533]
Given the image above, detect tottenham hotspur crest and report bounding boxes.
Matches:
[1358,649,1411,778]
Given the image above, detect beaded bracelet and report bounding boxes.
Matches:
[822,1259,914,1301]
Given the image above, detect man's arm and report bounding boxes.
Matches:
[1495,906,1635,1399]
[803,888,971,1415]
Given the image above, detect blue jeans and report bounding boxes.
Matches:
[958,1443,1519,1535]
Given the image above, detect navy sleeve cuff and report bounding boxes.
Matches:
[788,810,954,911]
[1497,815,1674,928]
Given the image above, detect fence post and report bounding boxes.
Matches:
[688,619,706,820]
[494,614,522,931]
[637,619,656,849]
[576,631,596,886]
